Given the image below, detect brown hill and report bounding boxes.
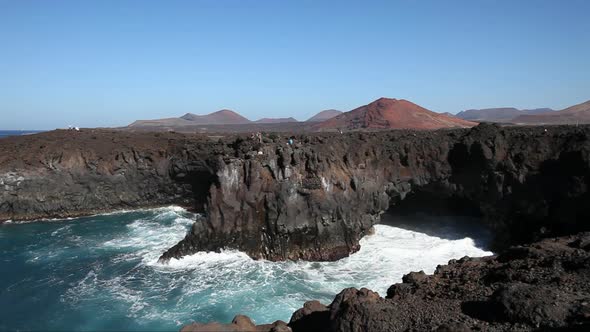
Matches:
[316,98,477,130]
[456,107,554,123]
[512,100,590,125]
[306,109,343,122]
[128,117,195,128]
[254,117,298,124]
[180,109,251,125]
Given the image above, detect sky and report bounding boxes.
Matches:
[1,0,589,130]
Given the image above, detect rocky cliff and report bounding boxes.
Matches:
[2,125,589,264]
[161,123,590,261]
[3,125,590,331]
[0,130,224,221]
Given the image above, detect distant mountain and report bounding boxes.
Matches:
[456,107,554,123]
[316,98,476,130]
[179,109,251,125]
[440,112,456,117]
[254,117,298,124]
[512,100,590,125]
[128,117,196,128]
[306,110,343,122]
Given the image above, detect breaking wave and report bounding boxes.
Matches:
[0,207,492,331]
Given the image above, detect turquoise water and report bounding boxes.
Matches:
[0,207,492,331]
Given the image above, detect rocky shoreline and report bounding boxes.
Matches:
[2,125,589,261]
[183,232,590,331]
[160,123,590,262]
[2,124,590,330]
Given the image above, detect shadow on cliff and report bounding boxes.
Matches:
[381,190,492,251]
[380,213,492,251]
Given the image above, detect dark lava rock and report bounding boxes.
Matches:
[181,315,291,332]
[284,232,590,331]
[2,125,590,264]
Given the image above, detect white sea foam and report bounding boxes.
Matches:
[53,207,493,326]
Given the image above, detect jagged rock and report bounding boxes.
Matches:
[286,232,590,331]
[162,123,590,261]
[2,125,590,263]
[181,315,291,332]
[2,127,590,331]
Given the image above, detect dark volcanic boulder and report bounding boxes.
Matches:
[285,232,590,331]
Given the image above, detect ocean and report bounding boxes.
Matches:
[0,130,44,138]
[0,207,492,331]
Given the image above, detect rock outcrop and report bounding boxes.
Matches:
[283,232,590,331]
[2,125,590,264]
[161,123,590,261]
[0,130,224,221]
[3,125,590,331]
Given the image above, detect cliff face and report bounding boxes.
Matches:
[162,129,454,261]
[0,130,223,221]
[2,125,589,264]
[161,124,590,261]
[4,126,589,332]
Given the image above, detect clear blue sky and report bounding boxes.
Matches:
[1,0,589,129]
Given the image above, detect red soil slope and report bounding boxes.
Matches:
[316,98,477,130]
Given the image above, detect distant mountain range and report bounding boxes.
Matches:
[254,117,298,124]
[454,100,590,125]
[127,98,590,133]
[511,100,590,125]
[456,107,555,123]
[179,109,250,124]
[128,109,340,129]
[306,110,343,122]
[316,98,476,130]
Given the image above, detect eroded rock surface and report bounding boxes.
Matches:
[2,125,590,263]
[0,130,223,221]
[161,123,590,261]
[285,232,590,331]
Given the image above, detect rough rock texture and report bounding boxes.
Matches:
[161,123,590,261]
[286,232,590,331]
[0,130,224,221]
[181,315,291,332]
[3,125,590,264]
[3,125,590,331]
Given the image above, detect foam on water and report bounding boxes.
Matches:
[0,206,493,331]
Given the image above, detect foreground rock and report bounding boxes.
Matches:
[184,232,590,331]
[182,315,290,332]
